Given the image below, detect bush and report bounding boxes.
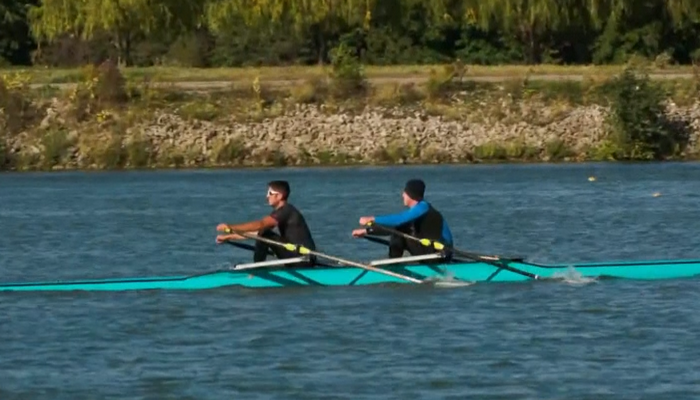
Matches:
[126,136,154,168]
[40,128,72,170]
[544,139,575,161]
[425,60,467,100]
[68,60,128,121]
[0,72,36,135]
[0,137,10,170]
[604,66,690,160]
[328,43,367,98]
[95,59,128,105]
[290,78,328,104]
[93,131,127,169]
[212,136,247,165]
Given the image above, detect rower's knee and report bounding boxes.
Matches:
[388,234,407,258]
[258,228,275,238]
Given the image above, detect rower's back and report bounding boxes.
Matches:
[410,201,451,244]
[270,202,316,251]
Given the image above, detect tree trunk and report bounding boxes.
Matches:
[114,30,132,67]
[318,27,325,65]
[522,24,539,64]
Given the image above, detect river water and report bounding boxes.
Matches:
[1,163,700,399]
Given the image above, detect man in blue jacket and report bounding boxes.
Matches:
[352,179,453,258]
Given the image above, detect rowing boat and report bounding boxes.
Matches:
[2,252,700,292]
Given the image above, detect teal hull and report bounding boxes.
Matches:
[2,258,700,292]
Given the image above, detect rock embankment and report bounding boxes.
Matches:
[141,104,610,162]
[5,100,700,169]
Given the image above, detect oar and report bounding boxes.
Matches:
[362,235,390,247]
[224,240,275,256]
[365,222,541,280]
[223,228,426,284]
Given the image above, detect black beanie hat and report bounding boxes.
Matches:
[404,179,425,201]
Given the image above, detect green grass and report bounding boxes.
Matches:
[1,63,698,85]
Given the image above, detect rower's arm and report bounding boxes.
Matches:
[373,202,429,227]
[441,220,454,245]
[226,216,278,233]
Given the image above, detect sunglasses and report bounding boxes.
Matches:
[267,188,281,197]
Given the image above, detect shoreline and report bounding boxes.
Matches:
[3,158,700,176]
[3,63,700,173]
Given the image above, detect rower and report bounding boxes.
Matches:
[352,179,453,259]
[216,180,317,265]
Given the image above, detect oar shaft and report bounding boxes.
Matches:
[363,235,390,247]
[367,223,540,280]
[226,229,423,284]
[307,249,423,283]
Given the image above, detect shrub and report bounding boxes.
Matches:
[95,132,127,169]
[0,137,11,170]
[126,135,154,168]
[544,139,575,161]
[328,43,367,98]
[473,142,507,161]
[40,128,72,170]
[68,60,128,121]
[212,136,247,165]
[425,60,467,101]
[0,72,36,135]
[603,66,690,160]
[95,59,128,105]
[290,78,329,104]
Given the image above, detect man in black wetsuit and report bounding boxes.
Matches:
[216,180,316,263]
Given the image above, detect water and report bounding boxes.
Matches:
[1,162,700,399]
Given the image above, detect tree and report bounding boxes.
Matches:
[464,0,592,63]
[28,0,205,66]
[206,0,377,63]
[1,0,36,65]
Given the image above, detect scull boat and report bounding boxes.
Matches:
[2,252,700,292]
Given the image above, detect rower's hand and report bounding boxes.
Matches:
[216,234,230,244]
[352,228,367,238]
[216,223,230,232]
[359,216,374,226]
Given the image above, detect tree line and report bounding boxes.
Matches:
[2,0,700,68]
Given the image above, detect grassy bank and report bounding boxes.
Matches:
[2,63,700,86]
[2,59,700,172]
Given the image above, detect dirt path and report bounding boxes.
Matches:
[30,72,696,91]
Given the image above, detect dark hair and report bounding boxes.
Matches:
[268,180,290,199]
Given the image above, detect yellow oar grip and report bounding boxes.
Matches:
[419,238,445,250]
[281,243,311,254]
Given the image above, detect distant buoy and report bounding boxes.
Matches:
[653,192,661,197]
[588,176,596,182]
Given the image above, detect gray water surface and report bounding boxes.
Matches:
[1,163,700,399]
